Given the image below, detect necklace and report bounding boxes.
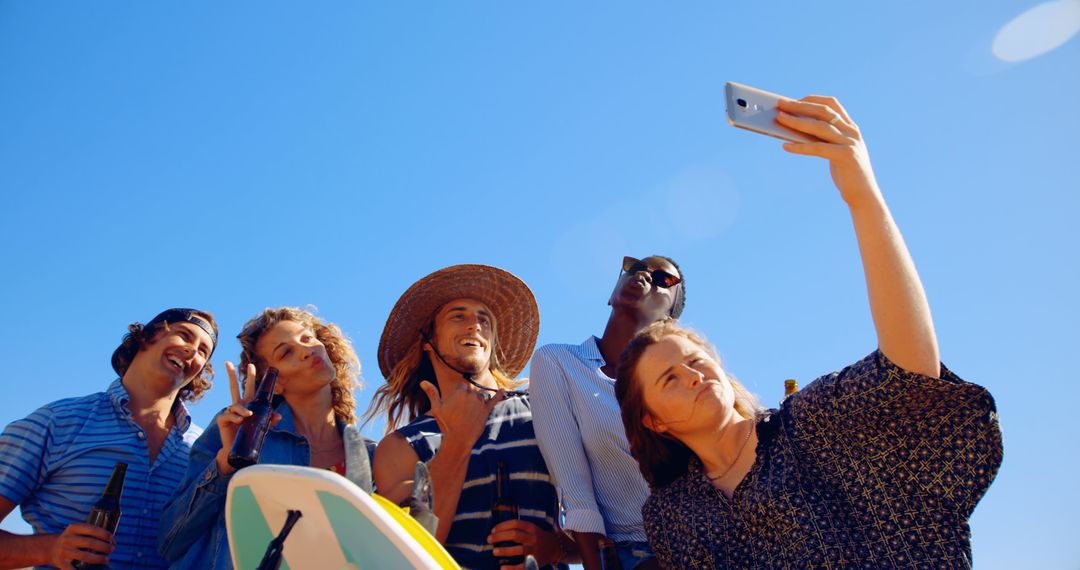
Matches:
[705,420,755,481]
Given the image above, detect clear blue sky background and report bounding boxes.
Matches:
[1,2,1076,567]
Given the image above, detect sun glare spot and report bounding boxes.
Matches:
[992,0,1080,62]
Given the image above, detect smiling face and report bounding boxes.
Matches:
[635,334,738,437]
[609,256,682,322]
[425,298,494,376]
[254,320,336,397]
[127,321,214,391]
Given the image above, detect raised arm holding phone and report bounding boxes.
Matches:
[614,92,1003,569]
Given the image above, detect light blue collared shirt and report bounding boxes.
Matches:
[0,379,200,569]
[528,337,650,542]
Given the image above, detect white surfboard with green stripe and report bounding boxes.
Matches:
[226,465,456,569]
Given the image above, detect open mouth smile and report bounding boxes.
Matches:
[165,354,186,374]
[458,337,486,349]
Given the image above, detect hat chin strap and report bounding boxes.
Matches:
[420,331,497,394]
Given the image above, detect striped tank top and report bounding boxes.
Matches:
[396,394,566,570]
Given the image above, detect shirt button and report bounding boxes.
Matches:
[136,432,146,440]
[136,552,143,558]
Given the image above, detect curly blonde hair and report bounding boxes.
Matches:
[364,305,521,433]
[237,307,361,425]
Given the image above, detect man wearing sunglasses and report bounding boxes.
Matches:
[0,308,217,570]
[529,256,684,570]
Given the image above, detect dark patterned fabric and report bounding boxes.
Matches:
[642,351,1003,570]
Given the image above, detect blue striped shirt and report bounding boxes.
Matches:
[396,394,565,570]
[528,338,650,542]
[0,379,200,569]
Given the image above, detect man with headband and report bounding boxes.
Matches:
[365,265,575,569]
[0,308,217,570]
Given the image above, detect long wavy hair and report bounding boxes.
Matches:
[112,310,217,402]
[364,304,521,433]
[616,320,760,490]
[237,307,361,425]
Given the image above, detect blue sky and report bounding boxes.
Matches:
[1,2,1077,567]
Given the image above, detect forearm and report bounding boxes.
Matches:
[849,193,940,377]
[573,531,604,570]
[0,530,54,568]
[426,438,472,543]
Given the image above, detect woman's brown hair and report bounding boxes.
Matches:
[616,320,759,489]
[237,307,361,425]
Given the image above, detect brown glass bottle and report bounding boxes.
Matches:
[228,367,280,469]
[72,462,127,570]
[598,537,623,570]
[491,461,523,567]
[784,378,799,399]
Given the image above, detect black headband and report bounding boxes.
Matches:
[146,308,218,347]
[110,308,217,376]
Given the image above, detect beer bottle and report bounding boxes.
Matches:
[598,537,623,570]
[491,461,523,567]
[72,462,127,570]
[783,378,798,399]
[228,367,280,469]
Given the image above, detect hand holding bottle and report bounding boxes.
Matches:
[216,362,281,475]
[487,519,564,570]
[49,523,114,570]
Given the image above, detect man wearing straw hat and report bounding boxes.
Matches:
[366,265,573,570]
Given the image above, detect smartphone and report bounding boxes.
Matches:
[724,82,818,143]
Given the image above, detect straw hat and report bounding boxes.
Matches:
[377,264,539,379]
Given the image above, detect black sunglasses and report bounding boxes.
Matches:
[621,256,682,288]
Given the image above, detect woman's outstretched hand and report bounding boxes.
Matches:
[776,96,880,209]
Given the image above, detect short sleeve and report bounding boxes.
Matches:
[0,407,53,505]
[787,350,1003,519]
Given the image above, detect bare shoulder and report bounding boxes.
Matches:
[373,432,420,504]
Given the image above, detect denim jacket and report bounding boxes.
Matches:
[157,401,377,569]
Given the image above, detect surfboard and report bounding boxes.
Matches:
[225,464,460,569]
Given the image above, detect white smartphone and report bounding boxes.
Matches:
[724,82,818,143]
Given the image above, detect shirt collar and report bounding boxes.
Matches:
[107,378,193,433]
[580,336,606,364]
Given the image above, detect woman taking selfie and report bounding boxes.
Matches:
[615,96,1002,569]
[158,307,376,568]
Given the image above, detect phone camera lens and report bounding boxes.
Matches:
[736,98,748,108]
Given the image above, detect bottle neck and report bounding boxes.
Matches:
[103,463,127,497]
[253,368,280,403]
[495,462,511,497]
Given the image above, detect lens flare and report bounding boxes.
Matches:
[992,0,1080,62]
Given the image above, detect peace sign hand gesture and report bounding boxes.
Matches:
[214,362,281,475]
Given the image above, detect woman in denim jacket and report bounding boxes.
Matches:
[158,307,377,568]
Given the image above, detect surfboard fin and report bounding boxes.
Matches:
[401,461,439,536]
[343,425,374,495]
[255,509,303,570]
